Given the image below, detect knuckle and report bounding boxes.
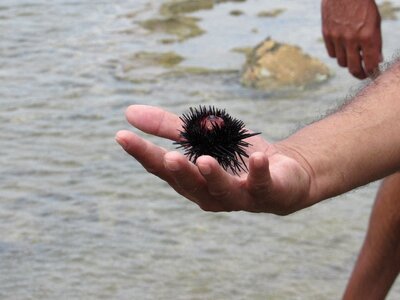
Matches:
[343,33,355,42]
[329,32,339,41]
[322,28,331,38]
[359,32,372,43]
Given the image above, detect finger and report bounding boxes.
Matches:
[164,152,224,212]
[247,152,271,197]
[360,18,382,76]
[361,38,382,76]
[246,152,274,212]
[125,105,182,141]
[322,34,336,58]
[334,42,347,67]
[116,130,170,180]
[196,156,241,211]
[346,45,367,79]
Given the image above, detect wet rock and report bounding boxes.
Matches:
[216,0,246,3]
[160,0,247,17]
[115,51,185,83]
[257,8,285,18]
[122,51,184,72]
[160,0,214,16]
[231,47,253,56]
[116,51,239,83]
[378,1,400,20]
[145,0,249,43]
[230,10,244,16]
[140,16,204,42]
[240,38,330,90]
[159,38,177,44]
[162,66,237,77]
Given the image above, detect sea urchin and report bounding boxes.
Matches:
[174,106,261,175]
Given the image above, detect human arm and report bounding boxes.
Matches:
[343,172,400,300]
[321,0,382,79]
[278,60,400,203]
[116,61,400,214]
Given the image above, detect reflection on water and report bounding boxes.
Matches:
[1,0,400,299]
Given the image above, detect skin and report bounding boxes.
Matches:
[343,172,400,300]
[116,60,400,216]
[116,105,311,214]
[321,0,382,79]
[323,0,400,297]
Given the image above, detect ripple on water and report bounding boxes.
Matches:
[2,0,400,299]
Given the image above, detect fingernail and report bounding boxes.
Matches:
[165,159,180,171]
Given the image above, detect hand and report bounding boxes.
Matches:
[115,105,313,215]
[321,0,382,79]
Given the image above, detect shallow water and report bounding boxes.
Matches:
[1,0,400,299]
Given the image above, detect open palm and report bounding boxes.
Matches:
[116,105,313,214]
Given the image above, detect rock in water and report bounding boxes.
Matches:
[257,8,285,18]
[378,1,400,20]
[240,38,330,90]
[160,0,214,16]
[140,16,205,42]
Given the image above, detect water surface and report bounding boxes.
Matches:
[1,1,400,299]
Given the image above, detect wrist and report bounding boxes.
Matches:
[270,141,319,207]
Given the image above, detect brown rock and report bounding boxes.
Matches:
[140,16,205,42]
[241,38,330,90]
[160,0,214,16]
[257,8,285,18]
[378,1,400,20]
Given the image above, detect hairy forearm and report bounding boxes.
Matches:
[276,61,400,205]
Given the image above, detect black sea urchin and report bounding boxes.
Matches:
[174,106,261,175]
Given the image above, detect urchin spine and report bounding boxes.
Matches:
[174,106,261,175]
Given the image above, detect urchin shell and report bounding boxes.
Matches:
[174,106,261,175]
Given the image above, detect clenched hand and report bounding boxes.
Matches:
[322,0,382,79]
